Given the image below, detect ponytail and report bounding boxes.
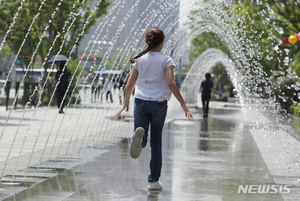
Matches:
[130,45,153,64]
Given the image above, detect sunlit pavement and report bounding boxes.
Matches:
[2,101,300,201]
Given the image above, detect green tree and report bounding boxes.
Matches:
[228,1,278,76]
[230,0,300,75]
[211,63,232,92]
[270,71,299,113]
[188,32,230,69]
[0,46,13,74]
[229,0,300,110]
[266,0,300,74]
[0,0,110,74]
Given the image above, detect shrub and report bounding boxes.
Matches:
[71,95,81,105]
[294,104,300,117]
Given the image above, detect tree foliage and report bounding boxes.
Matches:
[187,1,300,76]
[229,0,300,109]
[186,0,300,108]
[0,0,110,68]
[0,45,13,72]
[188,32,230,69]
[229,1,277,75]
[268,0,300,75]
[211,63,232,91]
[230,0,300,76]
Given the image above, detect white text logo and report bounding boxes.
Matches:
[237,185,292,194]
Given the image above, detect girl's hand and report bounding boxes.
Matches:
[116,100,129,116]
[181,104,193,120]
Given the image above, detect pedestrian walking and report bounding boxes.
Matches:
[104,75,114,103]
[117,69,130,111]
[199,73,214,118]
[55,62,72,114]
[118,69,130,104]
[117,27,193,191]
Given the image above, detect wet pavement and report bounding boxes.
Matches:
[3,103,297,201]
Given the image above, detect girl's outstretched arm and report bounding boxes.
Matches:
[116,67,138,116]
[166,66,193,120]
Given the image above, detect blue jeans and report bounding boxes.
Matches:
[134,98,168,182]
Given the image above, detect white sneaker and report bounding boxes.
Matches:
[130,127,144,159]
[147,181,163,190]
[147,189,162,200]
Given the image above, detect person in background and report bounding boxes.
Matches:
[117,27,193,191]
[55,62,72,114]
[4,69,8,77]
[177,75,182,89]
[104,75,114,103]
[229,85,235,98]
[113,75,118,92]
[199,72,214,118]
[117,69,130,111]
[118,69,130,104]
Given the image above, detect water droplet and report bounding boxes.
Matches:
[277,27,284,34]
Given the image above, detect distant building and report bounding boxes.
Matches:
[79,0,179,69]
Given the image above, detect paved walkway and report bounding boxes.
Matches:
[0,93,133,176]
[0,98,299,200]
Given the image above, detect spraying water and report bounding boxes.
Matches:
[0,0,299,193]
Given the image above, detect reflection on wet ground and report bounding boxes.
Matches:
[4,107,283,201]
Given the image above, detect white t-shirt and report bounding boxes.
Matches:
[104,78,114,91]
[133,52,175,101]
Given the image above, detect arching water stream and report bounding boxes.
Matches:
[0,0,299,199]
